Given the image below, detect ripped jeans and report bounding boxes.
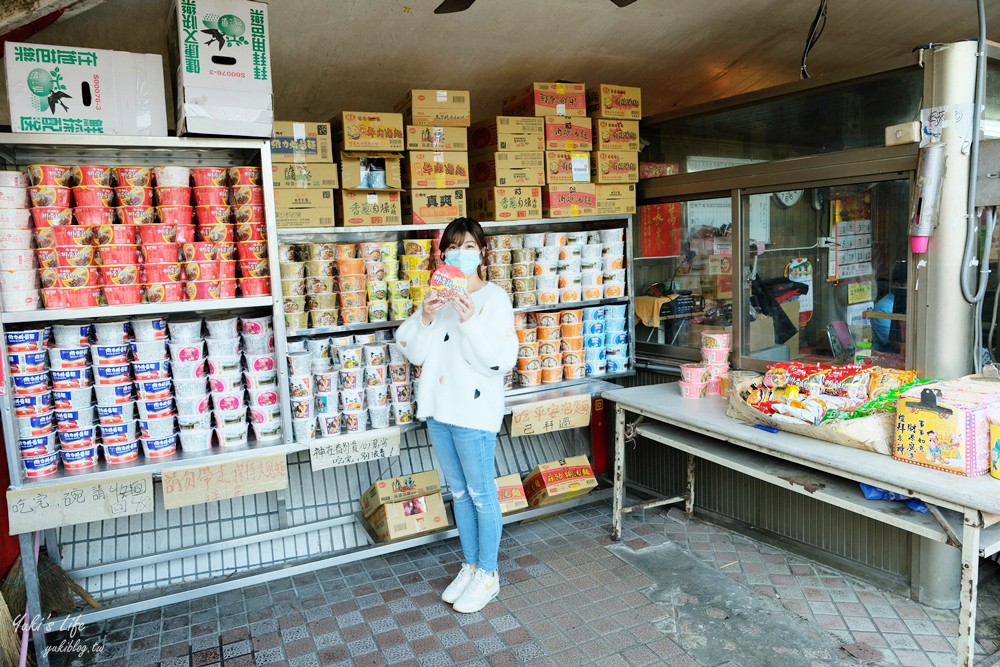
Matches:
[425,417,502,572]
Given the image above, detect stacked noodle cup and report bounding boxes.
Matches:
[242,316,279,444]
[0,171,40,311]
[359,241,391,324]
[303,243,338,328]
[131,321,176,459]
[277,244,307,330]
[400,239,431,316]
[287,348,315,443]
[229,166,270,298]
[9,327,57,477]
[204,315,247,448]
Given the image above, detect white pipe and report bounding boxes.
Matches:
[960,0,989,305]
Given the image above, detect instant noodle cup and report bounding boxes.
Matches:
[29,185,70,208]
[194,204,230,226]
[73,187,113,208]
[407,270,430,287]
[357,242,382,261]
[563,364,586,380]
[282,295,305,313]
[17,412,54,438]
[6,328,46,353]
[93,363,129,385]
[337,291,366,309]
[21,451,59,478]
[701,347,730,365]
[216,242,236,261]
[192,186,228,207]
[0,229,35,252]
[540,367,561,384]
[582,285,603,301]
[399,255,429,273]
[19,432,58,457]
[113,166,151,187]
[118,206,155,226]
[182,242,217,262]
[235,222,267,243]
[206,337,240,358]
[183,260,220,282]
[238,258,269,278]
[28,164,73,187]
[104,284,142,305]
[103,439,140,464]
[11,350,50,374]
[141,243,180,263]
[143,263,182,283]
[305,243,336,261]
[283,280,306,299]
[227,166,261,186]
[3,289,41,311]
[174,394,210,417]
[0,172,28,188]
[191,167,228,187]
[93,224,137,246]
[560,336,584,352]
[132,359,171,381]
[144,282,184,303]
[307,291,337,311]
[71,165,112,187]
[49,225,92,247]
[516,370,541,387]
[562,349,584,366]
[136,224,176,246]
[700,330,731,350]
[30,207,72,229]
[332,243,357,260]
[0,270,39,291]
[238,277,270,296]
[539,353,560,369]
[517,356,541,371]
[518,341,539,358]
[60,445,98,468]
[680,362,711,383]
[341,307,366,324]
[708,363,729,379]
[336,258,364,275]
[98,246,140,267]
[98,265,141,289]
[178,429,213,451]
[247,388,280,409]
[0,250,34,270]
[43,267,101,289]
[241,331,274,355]
[0,188,29,210]
[219,261,236,280]
[73,206,116,227]
[142,434,178,459]
[115,187,154,207]
[603,283,625,298]
[337,274,363,292]
[231,186,264,206]
[679,380,708,399]
[233,205,265,224]
[236,240,267,262]
[137,378,173,402]
[185,280,222,301]
[156,186,192,206]
[536,326,560,342]
[157,205,194,225]
[560,322,583,338]
[560,287,581,303]
[309,310,339,329]
[536,288,558,305]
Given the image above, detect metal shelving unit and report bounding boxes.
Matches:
[1,295,275,325]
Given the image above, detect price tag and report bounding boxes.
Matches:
[570,204,580,216]
[436,90,448,102]
[310,428,401,471]
[511,394,591,437]
[435,175,447,188]
[571,153,589,182]
[848,281,873,304]
[556,103,566,115]
[7,472,153,535]
[161,453,289,510]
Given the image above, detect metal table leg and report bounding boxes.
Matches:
[685,452,696,517]
[19,532,49,667]
[612,403,625,541]
[957,509,983,667]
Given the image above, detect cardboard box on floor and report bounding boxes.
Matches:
[5,41,167,136]
[496,474,528,514]
[337,190,403,227]
[468,186,542,221]
[469,117,544,154]
[395,89,471,127]
[360,470,441,518]
[271,163,339,189]
[403,188,467,225]
[523,455,597,507]
[366,491,450,542]
[271,122,333,163]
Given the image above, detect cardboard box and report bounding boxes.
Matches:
[5,41,167,136]
[748,301,799,359]
[333,111,405,151]
[544,116,593,151]
[271,121,333,163]
[468,186,542,221]
[640,162,681,180]
[340,152,403,190]
[496,473,528,514]
[894,378,1000,476]
[469,117,545,154]
[470,152,546,187]
[403,189,467,225]
[545,151,592,185]
[595,119,640,151]
[406,125,468,151]
[169,0,272,137]
[542,183,597,218]
[522,455,598,507]
[407,151,470,189]
[338,190,403,227]
[586,84,642,120]
[701,274,733,299]
[395,89,471,127]
[595,183,636,215]
[275,206,335,229]
[502,82,587,117]
[272,162,339,189]
[359,470,440,518]
[366,491,450,542]
[273,188,334,209]
[591,151,639,184]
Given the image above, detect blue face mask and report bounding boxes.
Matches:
[444,248,481,277]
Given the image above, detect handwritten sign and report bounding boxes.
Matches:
[310,428,401,471]
[161,453,288,510]
[511,395,592,437]
[848,281,873,305]
[7,473,153,535]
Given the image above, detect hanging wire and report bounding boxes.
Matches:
[800,0,829,79]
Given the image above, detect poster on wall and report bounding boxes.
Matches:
[638,203,681,257]
[685,157,771,243]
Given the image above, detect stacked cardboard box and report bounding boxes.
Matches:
[332,112,405,226]
[169,0,273,137]
[468,117,545,221]
[495,474,529,514]
[587,84,642,215]
[360,470,449,542]
[272,122,337,229]
[396,90,471,225]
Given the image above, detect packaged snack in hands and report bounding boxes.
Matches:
[429,265,467,301]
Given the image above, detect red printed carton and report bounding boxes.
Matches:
[586,84,642,120]
[496,474,529,514]
[544,116,593,151]
[522,455,597,507]
[503,82,586,118]
[359,470,440,518]
[542,184,597,218]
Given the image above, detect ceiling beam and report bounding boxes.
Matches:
[0,0,107,42]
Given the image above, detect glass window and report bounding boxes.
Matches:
[740,179,910,369]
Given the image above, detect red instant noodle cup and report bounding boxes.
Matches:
[35,248,56,269]
[30,207,71,228]
[235,223,267,242]
[157,206,193,225]
[192,186,229,207]
[191,167,228,187]
[227,166,261,186]
[156,187,192,206]
[74,187,114,207]
[144,282,184,303]
[198,223,233,244]
[55,246,96,268]
[61,286,103,308]
[113,166,151,187]
[141,243,180,264]
[238,277,270,296]
[182,242,217,262]
[230,186,264,207]
[219,279,237,298]
[232,205,265,224]
[138,224,178,245]
[97,245,140,267]
[183,260,220,282]
[44,267,101,289]
[142,262,182,283]
[216,242,236,261]
[30,186,71,208]
[193,205,230,226]
[218,260,236,280]
[34,228,55,249]
[184,280,222,301]
[115,187,153,207]
[100,264,140,286]
[117,206,155,225]
[175,224,196,244]
[27,164,73,187]
[72,165,113,187]
[40,288,63,308]
[103,284,142,305]
[74,206,116,226]
[238,258,270,279]
[93,224,137,246]
[50,225,93,247]
[236,241,268,261]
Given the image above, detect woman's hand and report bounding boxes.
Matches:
[451,291,475,323]
[421,290,446,325]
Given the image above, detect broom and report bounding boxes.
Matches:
[0,591,20,667]
[2,544,100,620]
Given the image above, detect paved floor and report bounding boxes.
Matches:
[50,499,1000,667]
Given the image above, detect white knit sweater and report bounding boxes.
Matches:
[396,282,518,433]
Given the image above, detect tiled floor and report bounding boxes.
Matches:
[48,500,1000,666]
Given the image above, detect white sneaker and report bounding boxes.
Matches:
[441,563,477,604]
[452,568,499,613]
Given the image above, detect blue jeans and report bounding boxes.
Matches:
[425,417,502,572]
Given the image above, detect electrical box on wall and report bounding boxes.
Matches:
[884,121,920,146]
[976,138,1000,207]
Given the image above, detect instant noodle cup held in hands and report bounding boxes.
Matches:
[429,265,467,301]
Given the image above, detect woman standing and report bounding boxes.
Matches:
[396,217,518,613]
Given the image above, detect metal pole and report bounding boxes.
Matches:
[611,403,625,540]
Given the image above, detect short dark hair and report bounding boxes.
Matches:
[437,217,487,279]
